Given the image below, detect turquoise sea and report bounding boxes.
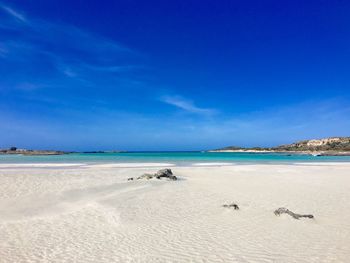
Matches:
[1,152,350,164]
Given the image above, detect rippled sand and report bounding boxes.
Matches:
[0,163,350,262]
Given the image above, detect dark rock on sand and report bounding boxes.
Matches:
[274,207,314,219]
[154,169,177,180]
[128,169,177,181]
[223,203,239,210]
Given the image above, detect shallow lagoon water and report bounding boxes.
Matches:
[1,151,350,164]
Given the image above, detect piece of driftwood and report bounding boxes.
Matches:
[222,203,239,210]
[274,207,314,219]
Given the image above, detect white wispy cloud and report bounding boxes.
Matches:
[1,5,27,22]
[1,94,349,150]
[0,4,135,62]
[160,95,216,115]
[0,45,7,57]
[0,4,143,92]
[62,68,77,78]
[81,64,140,73]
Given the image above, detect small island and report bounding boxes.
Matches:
[209,137,350,156]
[0,147,66,156]
[0,147,125,156]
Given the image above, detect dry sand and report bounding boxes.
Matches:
[0,162,350,262]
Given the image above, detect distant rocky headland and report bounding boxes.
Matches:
[0,147,66,156]
[0,147,124,156]
[210,137,350,156]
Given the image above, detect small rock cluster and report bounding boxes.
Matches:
[128,169,315,221]
[128,168,177,181]
[274,207,314,219]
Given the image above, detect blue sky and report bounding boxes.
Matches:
[0,0,350,151]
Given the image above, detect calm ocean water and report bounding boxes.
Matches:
[1,152,350,164]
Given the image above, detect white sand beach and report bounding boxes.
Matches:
[1,163,350,262]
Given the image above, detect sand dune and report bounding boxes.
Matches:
[0,163,350,262]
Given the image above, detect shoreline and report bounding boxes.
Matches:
[0,161,350,169]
